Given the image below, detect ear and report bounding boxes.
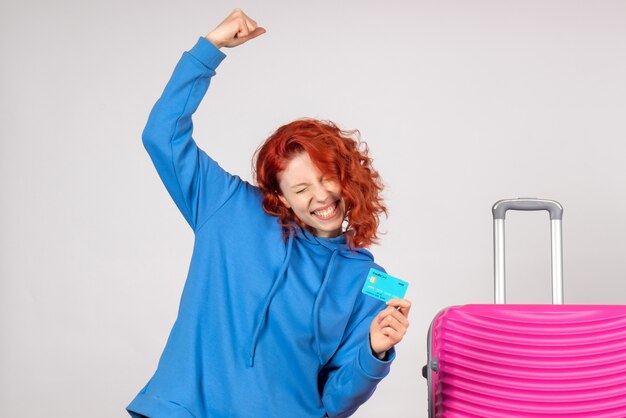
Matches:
[278,193,291,209]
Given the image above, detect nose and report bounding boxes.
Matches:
[312,182,331,203]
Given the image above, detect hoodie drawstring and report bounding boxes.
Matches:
[248,231,295,367]
[312,248,338,365]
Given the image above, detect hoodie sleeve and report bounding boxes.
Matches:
[142,37,242,231]
[320,299,396,418]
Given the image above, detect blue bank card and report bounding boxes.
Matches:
[361,268,409,302]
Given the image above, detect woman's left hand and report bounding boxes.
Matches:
[369,298,411,358]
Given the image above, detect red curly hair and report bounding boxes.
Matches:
[254,119,386,249]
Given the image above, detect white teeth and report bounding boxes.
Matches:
[314,202,337,219]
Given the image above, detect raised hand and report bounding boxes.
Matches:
[205,8,266,49]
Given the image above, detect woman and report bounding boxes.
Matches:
[127,9,410,418]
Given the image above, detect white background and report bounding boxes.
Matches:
[1,0,625,416]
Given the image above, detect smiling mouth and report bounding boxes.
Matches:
[312,201,339,220]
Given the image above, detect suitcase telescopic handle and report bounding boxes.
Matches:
[492,198,564,304]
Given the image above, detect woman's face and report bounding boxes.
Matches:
[277,152,346,238]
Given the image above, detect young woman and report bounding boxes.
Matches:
[127,9,410,418]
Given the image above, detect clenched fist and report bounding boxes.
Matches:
[205,8,266,49]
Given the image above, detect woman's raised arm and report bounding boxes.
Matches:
[142,9,265,231]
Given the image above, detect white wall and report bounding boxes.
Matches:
[1,0,625,416]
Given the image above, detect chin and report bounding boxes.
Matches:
[312,219,344,238]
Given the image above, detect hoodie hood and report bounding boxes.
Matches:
[297,226,375,261]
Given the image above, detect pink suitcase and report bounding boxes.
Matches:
[423,199,626,417]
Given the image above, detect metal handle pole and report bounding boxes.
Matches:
[492,198,564,305]
[551,219,564,304]
[494,219,506,304]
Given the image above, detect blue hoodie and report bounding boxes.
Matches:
[127,37,394,418]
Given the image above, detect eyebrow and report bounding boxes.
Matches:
[291,182,308,189]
